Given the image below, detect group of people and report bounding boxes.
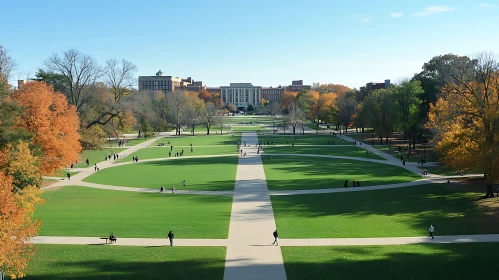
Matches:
[344,180,361,188]
[132,156,139,163]
[422,169,429,177]
[105,153,119,161]
[160,180,187,194]
[117,140,126,147]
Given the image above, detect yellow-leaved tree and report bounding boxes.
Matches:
[427,53,499,196]
[0,169,44,278]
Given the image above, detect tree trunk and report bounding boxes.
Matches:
[412,128,416,149]
[207,125,210,135]
[362,125,364,133]
[486,184,494,198]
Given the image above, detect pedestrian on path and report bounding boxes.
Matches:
[168,230,174,246]
[67,172,71,180]
[183,180,187,188]
[402,160,406,166]
[171,186,175,194]
[94,164,97,171]
[273,230,279,245]
[160,186,164,192]
[429,225,435,239]
[86,159,89,167]
[344,180,348,188]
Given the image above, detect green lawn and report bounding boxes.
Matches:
[271,183,499,238]
[282,243,498,280]
[35,186,232,238]
[119,146,238,162]
[230,125,262,132]
[263,155,419,190]
[258,134,350,145]
[76,149,126,168]
[84,156,238,191]
[264,146,385,160]
[152,135,241,146]
[24,245,225,280]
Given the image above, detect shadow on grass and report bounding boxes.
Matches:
[282,243,498,280]
[271,183,499,236]
[25,257,225,280]
[262,155,418,190]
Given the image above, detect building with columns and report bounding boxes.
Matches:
[220,83,262,110]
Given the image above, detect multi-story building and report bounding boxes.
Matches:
[366,79,390,92]
[285,80,312,92]
[220,83,262,110]
[138,70,182,93]
[261,86,284,102]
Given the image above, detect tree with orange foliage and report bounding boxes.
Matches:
[427,53,499,197]
[198,89,212,102]
[280,91,298,110]
[10,82,81,175]
[313,83,351,97]
[299,91,336,134]
[0,170,44,279]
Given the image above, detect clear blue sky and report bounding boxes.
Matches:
[1,0,498,88]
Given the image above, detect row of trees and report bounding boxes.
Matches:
[275,52,499,195]
[1,46,81,278]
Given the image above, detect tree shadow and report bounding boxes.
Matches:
[262,155,418,190]
[282,243,498,280]
[271,183,499,237]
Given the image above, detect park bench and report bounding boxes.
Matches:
[101,237,117,244]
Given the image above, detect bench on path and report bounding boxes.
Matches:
[101,237,117,244]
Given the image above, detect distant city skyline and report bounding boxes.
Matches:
[1,0,498,89]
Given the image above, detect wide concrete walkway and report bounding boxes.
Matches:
[31,234,499,247]
[224,132,287,280]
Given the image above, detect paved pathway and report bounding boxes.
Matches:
[31,234,499,247]
[224,132,287,280]
[281,234,499,246]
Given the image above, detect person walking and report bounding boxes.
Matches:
[183,180,187,188]
[67,172,71,180]
[168,230,174,246]
[344,180,348,188]
[94,164,97,171]
[171,186,175,194]
[429,225,435,239]
[272,230,279,246]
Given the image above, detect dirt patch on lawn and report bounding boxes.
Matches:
[41,179,63,191]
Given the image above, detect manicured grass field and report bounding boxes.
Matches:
[258,134,350,145]
[230,125,262,132]
[75,149,126,168]
[84,156,238,191]
[35,186,232,238]
[264,146,385,160]
[119,146,238,162]
[282,243,498,280]
[153,135,241,146]
[25,245,225,280]
[262,155,419,190]
[271,183,499,238]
